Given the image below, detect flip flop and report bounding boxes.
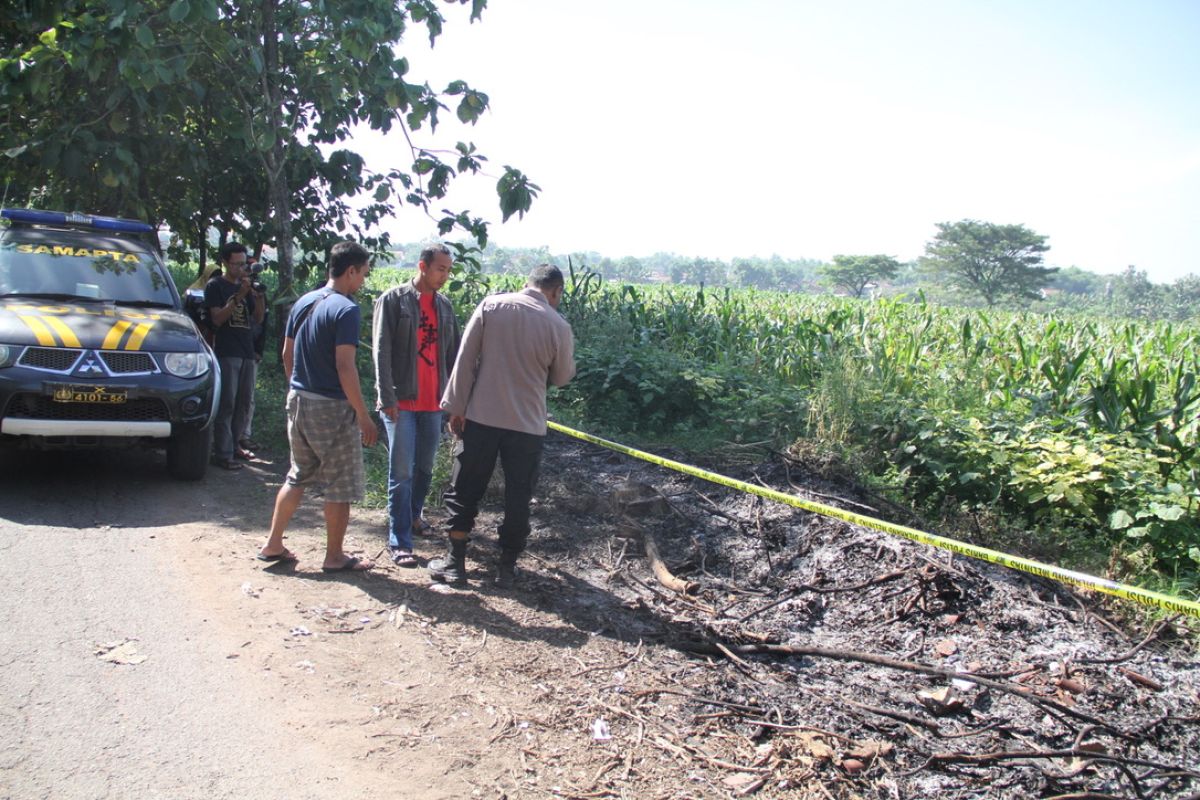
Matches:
[256,549,298,563]
[321,556,373,573]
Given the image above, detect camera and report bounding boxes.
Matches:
[247,259,267,294]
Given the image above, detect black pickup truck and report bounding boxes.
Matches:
[0,208,218,479]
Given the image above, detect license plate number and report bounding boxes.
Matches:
[50,384,128,404]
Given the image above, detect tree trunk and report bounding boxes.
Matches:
[260,0,294,341]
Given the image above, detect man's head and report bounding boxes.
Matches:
[527,264,565,308]
[415,243,453,293]
[219,241,249,282]
[329,241,371,294]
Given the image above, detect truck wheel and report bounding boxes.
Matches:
[167,425,212,480]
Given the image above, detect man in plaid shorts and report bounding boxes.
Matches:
[258,241,379,571]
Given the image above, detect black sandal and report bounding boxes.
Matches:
[389,548,418,568]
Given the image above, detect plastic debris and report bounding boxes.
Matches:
[591,718,612,741]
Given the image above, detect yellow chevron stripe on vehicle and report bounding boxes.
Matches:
[41,316,81,348]
[16,314,57,346]
[547,421,1200,619]
[102,320,132,350]
[125,322,153,350]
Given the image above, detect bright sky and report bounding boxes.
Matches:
[351,0,1200,283]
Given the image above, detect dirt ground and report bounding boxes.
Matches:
[155,430,1199,800]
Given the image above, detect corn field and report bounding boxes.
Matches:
[551,276,1200,588]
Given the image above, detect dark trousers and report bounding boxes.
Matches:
[444,420,545,557]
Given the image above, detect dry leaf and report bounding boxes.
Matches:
[796,733,836,761]
[722,773,759,790]
[917,686,965,716]
[752,742,774,766]
[1057,677,1087,694]
[95,640,146,665]
[848,740,894,761]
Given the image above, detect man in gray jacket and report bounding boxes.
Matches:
[430,264,576,588]
[372,243,460,567]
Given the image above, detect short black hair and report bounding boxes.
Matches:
[219,241,248,263]
[329,241,370,277]
[528,263,564,290]
[419,242,452,266]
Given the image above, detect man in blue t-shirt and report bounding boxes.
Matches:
[205,241,265,469]
[258,241,379,572]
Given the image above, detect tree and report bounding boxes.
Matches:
[1046,265,1107,297]
[0,0,538,302]
[921,220,1055,306]
[1107,265,1158,320]
[821,254,900,298]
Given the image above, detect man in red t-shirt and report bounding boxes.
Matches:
[371,244,461,566]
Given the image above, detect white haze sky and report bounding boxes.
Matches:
[349,0,1200,283]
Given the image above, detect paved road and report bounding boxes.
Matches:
[0,448,375,800]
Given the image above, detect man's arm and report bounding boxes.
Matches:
[440,305,483,419]
[335,343,378,447]
[371,293,396,420]
[547,325,576,387]
[251,289,265,325]
[281,336,295,385]
[208,279,252,327]
[441,296,462,369]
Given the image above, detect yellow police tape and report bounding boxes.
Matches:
[547,421,1200,620]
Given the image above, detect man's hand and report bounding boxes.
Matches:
[448,414,466,437]
[381,406,397,422]
[236,276,252,300]
[357,412,379,448]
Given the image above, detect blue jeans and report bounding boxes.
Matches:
[382,409,443,551]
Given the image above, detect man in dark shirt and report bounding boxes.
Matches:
[205,241,264,470]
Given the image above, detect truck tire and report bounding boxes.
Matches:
[167,424,212,480]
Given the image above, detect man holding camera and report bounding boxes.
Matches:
[205,241,265,470]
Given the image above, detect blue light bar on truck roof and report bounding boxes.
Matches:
[1,208,155,234]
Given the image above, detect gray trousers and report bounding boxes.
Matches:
[214,356,256,461]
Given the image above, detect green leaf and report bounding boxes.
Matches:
[1149,503,1186,522]
[135,25,155,48]
[373,184,390,202]
[39,28,57,47]
[1109,509,1135,530]
[168,0,190,22]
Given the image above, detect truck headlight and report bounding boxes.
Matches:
[162,352,211,378]
[0,344,14,368]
